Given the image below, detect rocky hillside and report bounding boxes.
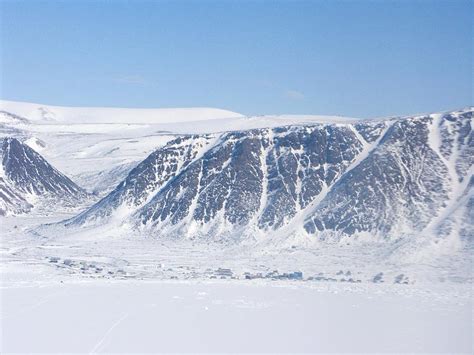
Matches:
[0,138,90,215]
[67,108,472,241]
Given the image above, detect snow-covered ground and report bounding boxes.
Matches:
[1,213,472,353]
[2,280,471,353]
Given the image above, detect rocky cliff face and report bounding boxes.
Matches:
[0,177,32,216]
[0,138,89,215]
[67,108,473,241]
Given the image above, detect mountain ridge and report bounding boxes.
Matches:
[64,108,472,244]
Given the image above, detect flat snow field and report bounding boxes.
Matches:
[1,280,471,353]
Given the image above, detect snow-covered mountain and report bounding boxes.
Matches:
[1,99,471,243]
[65,107,473,242]
[0,137,90,215]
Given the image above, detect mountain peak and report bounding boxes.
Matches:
[0,137,90,215]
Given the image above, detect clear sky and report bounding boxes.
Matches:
[0,0,472,117]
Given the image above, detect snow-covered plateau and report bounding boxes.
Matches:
[0,100,472,353]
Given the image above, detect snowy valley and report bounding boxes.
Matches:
[0,100,472,353]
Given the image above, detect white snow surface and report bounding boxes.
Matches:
[1,99,367,133]
[1,280,471,353]
[0,99,244,124]
[1,214,472,353]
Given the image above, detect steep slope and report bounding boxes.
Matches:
[304,116,449,236]
[0,138,90,215]
[134,124,386,238]
[303,109,472,239]
[66,108,472,241]
[0,177,32,216]
[67,135,216,225]
[66,121,384,234]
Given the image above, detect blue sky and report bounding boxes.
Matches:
[0,0,472,117]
